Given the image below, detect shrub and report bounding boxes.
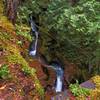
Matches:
[69,80,90,97]
[0,64,10,79]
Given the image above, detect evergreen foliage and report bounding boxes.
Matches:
[44,0,100,71]
[17,0,100,73]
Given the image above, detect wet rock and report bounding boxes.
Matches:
[51,90,69,100]
[80,80,95,89]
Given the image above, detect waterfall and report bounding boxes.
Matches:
[29,15,38,33]
[29,32,38,56]
[29,14,39,57]
[50,62,64,93]
[37,55,64,92]
[28,14,64,93]
[55,76,63,92]
[55,67,64,92]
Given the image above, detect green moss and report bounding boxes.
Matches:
[34,77,44,96]
[0,0,4,16]
[7,54,44,96]
[0,0,14,33]
[0,32,13,41]
[0,31,44,96]
[0,64,11,79]
[15,24,32,41]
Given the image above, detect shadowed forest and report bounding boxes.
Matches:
[0,0,100,100]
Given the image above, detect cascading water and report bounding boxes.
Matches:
[29,32,38,56]
[50,62,64,92]
[29,15,38,34]
[28,14,64,93]
[29,15,39,57]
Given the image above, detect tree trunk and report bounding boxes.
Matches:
[5,0,20,24]
[69,0,79,6]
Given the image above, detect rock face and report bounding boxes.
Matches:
[30,60,56,88]
[51,90,69,100]
[29,60,47,79]
[80,80,95,89]
[64,62,80,84]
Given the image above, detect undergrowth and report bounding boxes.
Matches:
[0,0,44,96]
[69,80,90,97]
[15,24,32,41]
[0,30,44,96]
[0,64,11,79]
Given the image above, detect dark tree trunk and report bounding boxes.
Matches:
[5,0,21,24]
[69,0,79,6]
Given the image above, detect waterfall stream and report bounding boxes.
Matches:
[29,32,38,56]
[50,62,64,92]
[56,76,63,92]
[29,15,64,93]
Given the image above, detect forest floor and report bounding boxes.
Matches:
[0,30,42,100]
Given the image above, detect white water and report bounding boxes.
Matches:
[29,50,36,56]
[29,32,38,56]
[55,76,62,92]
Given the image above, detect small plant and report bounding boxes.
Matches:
[22,66,36,76]
[0,64,10,79]
[15,24,32,41]
[69,80,90,97]
[17,40,23,46]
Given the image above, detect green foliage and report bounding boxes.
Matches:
[22,66,36,75]
[17,40,23,46]
[34,77,44,96]
[45,0,100,63]
[22,65,44,96]
[15,24,32,41]
[0,64,10,79]
[42,0,100,73]
[69,80,90,97]
[17,0,42,24]
[17,0,100,73]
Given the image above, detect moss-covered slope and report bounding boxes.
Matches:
[0,1,44,99]
[0,26,44,100]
